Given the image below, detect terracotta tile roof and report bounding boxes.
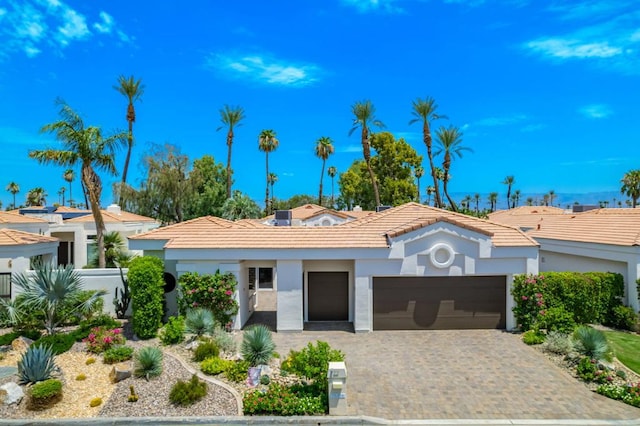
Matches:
[487,206,567,230]
[54,206,91,213]
[345,209,376,219]
[132,202,536,249]
[0,211,48,224]
[263,204,326,220]
[65,210,157,223]
[0,229,58,246]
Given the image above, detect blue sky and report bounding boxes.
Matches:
[0,0,638,209]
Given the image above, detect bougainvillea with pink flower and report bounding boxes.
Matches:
[178,271,239,327]
[511,274,548,331]
[83,326,126,353]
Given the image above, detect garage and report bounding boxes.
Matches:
[373,276,506,330]
[307,271,349,321]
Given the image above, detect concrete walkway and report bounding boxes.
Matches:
[271,329,640,421]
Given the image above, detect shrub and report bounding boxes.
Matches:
[576,356,598,381]
[511,274,548,331]
[169,374,207,406]
[542,331,574,355]
[241,325,275,366]
[260,374,270,385]
[17,344,57,385]
[224,360,250,383]
[281,341,345,393]
[541,306,576,334]
[607,305,638,331]
[128,256,164,340]
[193,340,219,362]
[597,383,640,408]
[89,397,102,407]
[522,329,546,345]
[134,346,163,380]
[85,357,96,365]
[211,326,237,354]
[201,357,232,375]
[28,378,63,410]
[103,346,134,364]
[73,315,121,341]
[184,308,216,338]
[83,327,126,353]
[33,332,77,355]
[159,316,185,345]
[0,330,42,346]
[76,374,86,381]
[616,370,627,380]
[243,383,325,415]
[573,326,611,361]
[178,271,239,327]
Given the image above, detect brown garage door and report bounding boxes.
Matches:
[308,272,348,321]
[373,276,506,330]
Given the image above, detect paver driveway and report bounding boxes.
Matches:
[271,329,640,420]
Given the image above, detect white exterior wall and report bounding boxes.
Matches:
[276,260,303,332]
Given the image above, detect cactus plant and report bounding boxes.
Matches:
[113,266,132,319]
[128,385,139,402]
[17,344,57,385]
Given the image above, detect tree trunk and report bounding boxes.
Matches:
[83,164,106,268]
[226,129,234,199]
[119,117,134,208]
[424,122,443,208]
[318,159,325,206]
[362,128,380,206]
[265,152,270,215]
[442,155,457,212]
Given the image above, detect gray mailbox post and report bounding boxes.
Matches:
[327,361,347,415]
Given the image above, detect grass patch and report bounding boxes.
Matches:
[605,331,640,374]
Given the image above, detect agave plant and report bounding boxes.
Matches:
[185,308,215,338]
[241,324,275,366]
[573,326,611,361]
[134,346,163,380]
[18,344,57,385]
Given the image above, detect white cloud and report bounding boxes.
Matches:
[56,8,89,44]
[526,38,622,59]
[93,11,114,34]
[208,53,322,87]
[338,144,363,154]
[0,8,7,17]
[24,45,41,57]
[475,113,528,127]
[579,104,613,119]
[341,0,403,14]
[520,123,546,132]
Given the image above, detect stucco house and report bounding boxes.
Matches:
[489,206,640,311]
[262,203,373,227]
[129,202,538,332]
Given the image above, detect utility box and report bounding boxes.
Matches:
[327,361,347,415]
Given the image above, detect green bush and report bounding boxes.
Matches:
[597,383,640,407]
[159,316,185,345]
[134,346,163,380]
[33,332,76,355]
[200,357,232,375]
[0,330,42,346]
[128,256,165,339]
[522,329,545,345]
[73,315,121,341]
[224,359,250,383]
[576,356,597,382]
[541,306,576,334]
[103,346,134,364]
[18,344,57,385]
[542,331,573,355]
[169,374,207,406]
[607,305,638,331]
[281,341,344,391]
[243,383,325,415]
[178,271,239,327]
[573,326,611,361]
[193,340,219,362]
[211,326,237,354]
[28,378,63,410]
[184,308,216,337]
[13,290,104,330]
[241,325,275,366]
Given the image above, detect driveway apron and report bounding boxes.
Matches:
[271,329,640,420]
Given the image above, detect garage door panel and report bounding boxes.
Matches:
[373,276,506,330]
[308,272,348,321]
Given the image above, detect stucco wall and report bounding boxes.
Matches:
[276,260,303,332]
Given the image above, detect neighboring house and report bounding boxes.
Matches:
[489,206,640,311]
[262,204,373,226]
[130,202,538,332]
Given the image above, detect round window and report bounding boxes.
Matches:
[429,243,455,268]
[163,272,176,293]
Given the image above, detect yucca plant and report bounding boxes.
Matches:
[241,324,275,366]
[185,308,215,338]
[134,346,163,380]
[573,326,611,361]
[18,344,58,385]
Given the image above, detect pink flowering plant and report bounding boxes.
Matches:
[512,274,549,331]
[178,271,239,327]
[83,326,126,353]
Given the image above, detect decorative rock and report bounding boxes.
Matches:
[598,360,615,371]
[258,364,272,376]
[183,340,199,351]
[0,366,18,379]
[109,363,132,383]
[0,345,11,353]
[0,382,24,405]
[11,336,34,352]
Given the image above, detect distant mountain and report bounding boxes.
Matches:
[447,191,628,211]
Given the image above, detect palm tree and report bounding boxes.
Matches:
[88,231,130,268]
[414,166,424,203]
[114,75,144,206]
[350,100,385,207]
[26,187,47,206]
[548,190,556,206]
[426,186,435,206]
[463,194,472,211]
[217,105,246,198]
[327,166,337,208]
[621,170,640,207]
[221,190,262,220]
[434,126,471,212]
[258,129,279,215]
[315,136,334,206]
[63,169,74,206]
[502,176,515,209]
[474,193,481,214]
[30,100,126,268]
[58,186,66,206]
[488,192,498,212]
[543,193,550,206]
[267,172,278,211]
[513,189,521,208]
[526,197,534,206]
[6,182,19,209]
[410,97,447,208]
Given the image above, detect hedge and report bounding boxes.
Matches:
[128,256,164,339]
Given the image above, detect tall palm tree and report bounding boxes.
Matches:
[217,105,246,198]
[349,100,385,207]
[267,172,278,211]
[6,181,19,209]
[26,187,47,206]
[548,190,556,206]
[426,186,435,206]
[63,169,74,206]
[258,129,279,215]
[526,197,534,206]
[30,100,126,268]
[114,75,144,206]
[513,189,521,208]
[474,193,481,214]
[488,192,498,212]
[414,166,424,203]
[410,97,446,208]
[434,126,472,212]
[314,136,334,206]
[502,176,515,209]
[621,169,640,207]
[327,166,337,208]
[463,194,472,211]
[543,193,550,206]
[58,186,66,206]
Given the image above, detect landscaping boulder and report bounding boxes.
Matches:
[0,382,24,406]
[0,366,18,379]
[11,336,34,352]
[109,363,132,383]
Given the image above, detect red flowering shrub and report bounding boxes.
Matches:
[83,326,125,353]
[178,271,239,328]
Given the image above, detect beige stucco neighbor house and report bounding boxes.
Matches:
[489,206,640,311]
[129,202,538,332]
[262,203,373,227]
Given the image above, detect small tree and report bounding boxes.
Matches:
[128,256,164,339]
